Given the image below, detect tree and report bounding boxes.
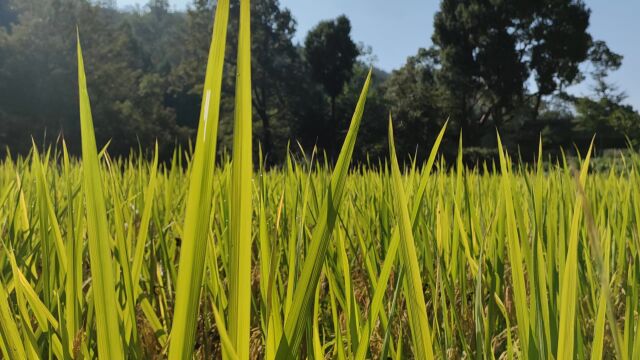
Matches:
[147,0,169,16]
[75,3,184,156]
[432,0,594,142]
[228,0,306,163]
[384,47,445,158]
[608,105,640,146]
[0,0,80,153]
[126,0,184,71]
[571,40,637,147]
[166,0,214,130]
[588,40,624,102]
[304,15,359,150]
[0,0,183,156]
[167,0,309,163]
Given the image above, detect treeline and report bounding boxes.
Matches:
[0,0,638,164]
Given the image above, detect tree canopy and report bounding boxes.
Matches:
[304,15,360,153]
[0,0,637,164]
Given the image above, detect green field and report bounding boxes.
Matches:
[3,130,639,359]
[1,1,639,359]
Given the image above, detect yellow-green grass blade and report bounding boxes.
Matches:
[335,229,357,352]
[410,120,448,225]
[76,31,125,359]
[356,129,443,357]
[275,69,372,358]
[326,269,347,360]
[260,186,285,359]
[354,227,400,360]
[139,298,168,347]
[557,138,594,360]
[62,139,83,357]
[380,266,404,360]
[32,144,67,272]
[168,0,229,358]
[388,115,435,359]
[283,149,316,321]
[14,171,29,234]
[0,277,27,360]
[31,143,65,356]
[228,0,253,358]
[396,324,404,359]
[311,271,324,360]
[497,133,530,357]
[535,234,552,359]
[210,300,240,360]
[104,154,138,348]
[9,250,65,360]
[590,230,611,360]
[495,294,514,360]
[13,287,40,360]
[132,142,159,298]
[355,121,446,359]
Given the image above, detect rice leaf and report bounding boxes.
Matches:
[227,0,253,357]
[76,30,125,359]
[275,69,372,358]
[168,1,230,358]
[557,137,594,360]
[0,277,27,360]
[388,115,435,359]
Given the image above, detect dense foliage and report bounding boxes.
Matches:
[2,122,640,359]
[1,0,640,359]
[0,0,638,164]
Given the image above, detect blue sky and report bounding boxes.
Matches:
[117,0,640,109]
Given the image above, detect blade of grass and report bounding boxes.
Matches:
[275,69,372,359]
[211,301,240,360]
[0,276,27,360]
[354,227,400,360]
[227,0,253,358]
[32,144,67,272]
[311,271,324,360]
[132,142,159,298]
[557,138,594,360]
[167,1,229,358]
[388,115,435,359]
[76,30,125,359]
[9,252,59,331]
[356,121,447,359]
[380,267,404,360]
[104,153,138,350]
[496,133,530,357]
[62,140,83,357]
[590,230,611,360]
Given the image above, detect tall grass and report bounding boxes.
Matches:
[0,1,638,359]
[168,0,229,358]
[77,30,124,359]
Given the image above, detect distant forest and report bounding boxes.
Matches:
[1,0,638,164]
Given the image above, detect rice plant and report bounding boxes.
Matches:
[0,0,639,359]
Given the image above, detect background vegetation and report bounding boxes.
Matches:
[1,0,638,164]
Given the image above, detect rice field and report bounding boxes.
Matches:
[1,0,639,359]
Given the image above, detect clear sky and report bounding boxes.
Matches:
[117,0,640,109]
